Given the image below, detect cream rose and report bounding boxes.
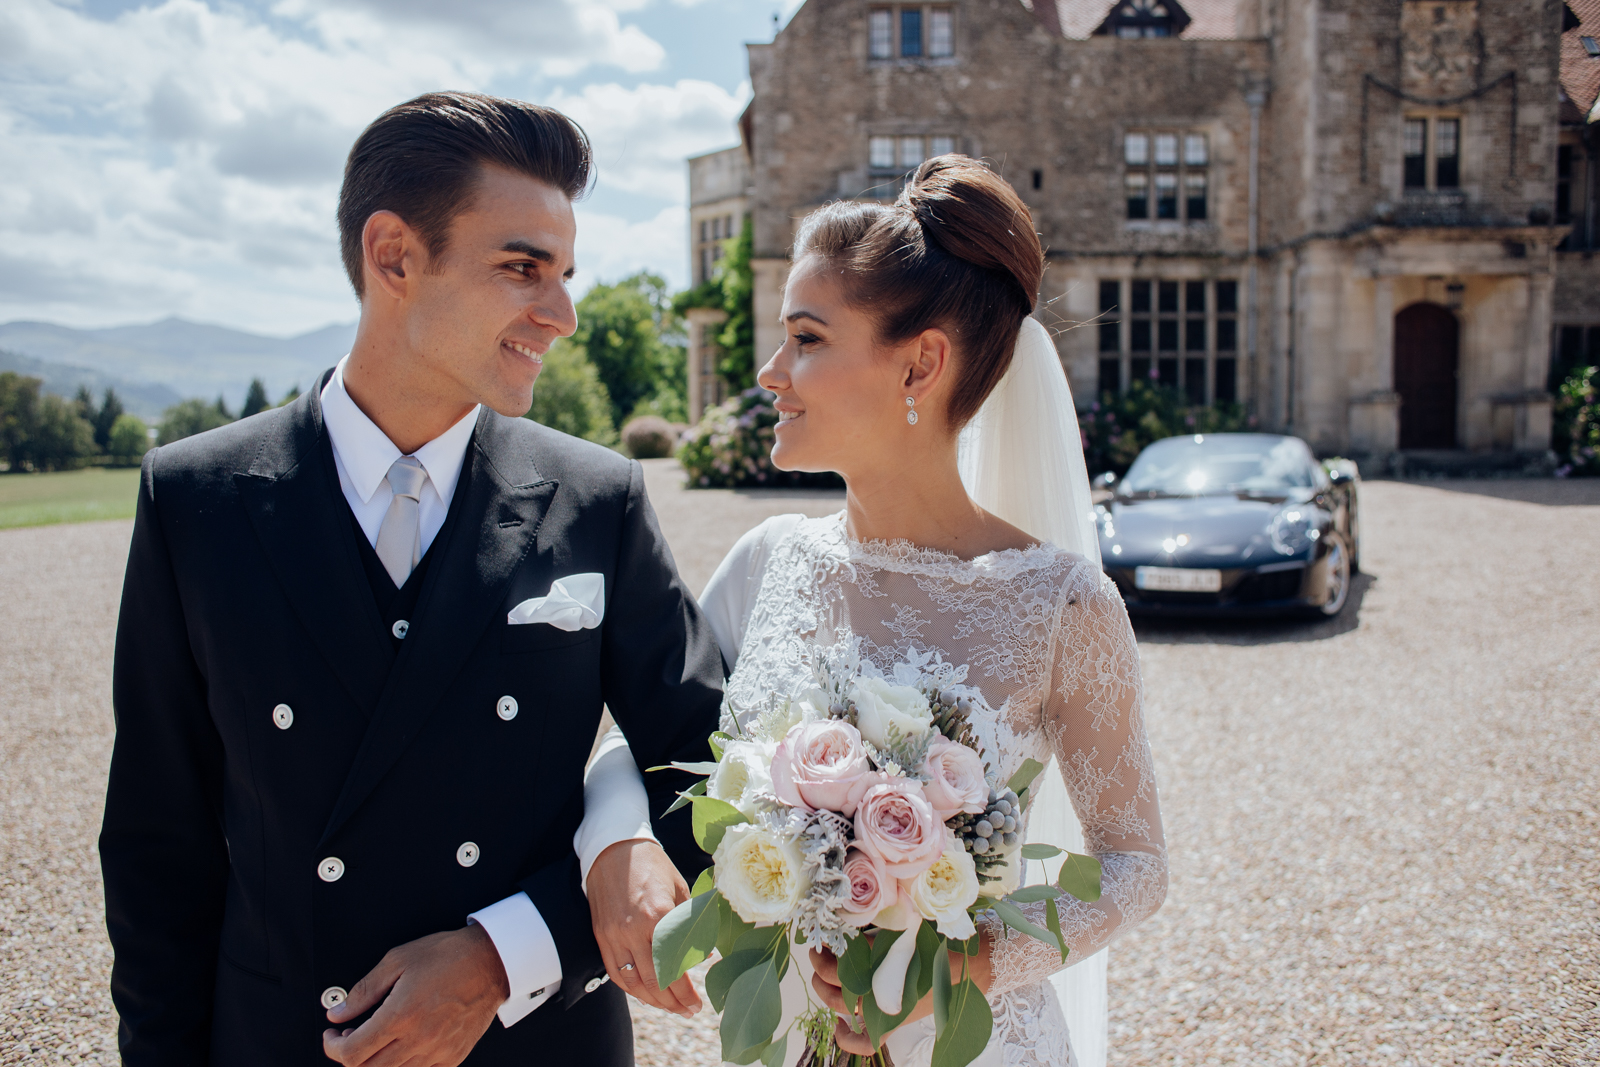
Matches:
[713,823,808,925]
[904,841,980,939]
[850,677,933,749]
[771,719,873,814]
[921,736,990,820]
[708,740,776,816]
[977,849,1021,899]
[839,846,894,927]
[853,778,944,879]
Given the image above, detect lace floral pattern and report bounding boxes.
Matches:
[718,514,1167,1067]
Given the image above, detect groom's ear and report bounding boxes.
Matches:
[362,210,422,303]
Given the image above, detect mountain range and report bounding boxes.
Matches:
[0,317,357,420]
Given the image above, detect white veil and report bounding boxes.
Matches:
[957,316,1109,1067]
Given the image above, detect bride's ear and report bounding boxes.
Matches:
[901,327,952,407]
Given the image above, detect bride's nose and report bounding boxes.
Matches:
[757,347,789,392]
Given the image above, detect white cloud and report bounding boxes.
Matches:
[552,79,748,198]
[574,203,690,291]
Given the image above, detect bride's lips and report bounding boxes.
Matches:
[502,339,544,365]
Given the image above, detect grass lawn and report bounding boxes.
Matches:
[0,466,143,529]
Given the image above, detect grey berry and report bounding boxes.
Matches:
[1002,815,1017,833]
[1002,832,1019,846]
[995,800,1012,816]
[975,820,993,837]
[971,836,989,854]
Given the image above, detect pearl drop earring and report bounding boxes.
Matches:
[905,396,918,426]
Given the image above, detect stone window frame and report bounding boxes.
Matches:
[693,211,736,284]
[1123,128,1209,226]
[1096,277,1240,403]
[867,133,958,177]
[866,5,957,62]
[1401,113,1463,193]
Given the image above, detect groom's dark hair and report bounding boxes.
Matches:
[338,91,592,297]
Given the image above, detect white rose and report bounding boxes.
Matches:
[713,823,809,925]
[977,849,1021,899]
[850,677,933,749]
[708,740,776,816]
[904,840,980,939]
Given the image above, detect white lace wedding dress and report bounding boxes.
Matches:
[696,510,1168,1067]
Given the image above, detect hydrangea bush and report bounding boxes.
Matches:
[1553,365,1599,477]
[677,388,843,489]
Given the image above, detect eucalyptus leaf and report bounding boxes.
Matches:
[990,898,1062,953]
[836,930,876,998]
[717,894,756,958]
[691,796,749,854]
[663,777,707,816]
[651,890,721,988]
[759,1033,787,1067]
[914,921,941,1001]
[709,731,734,759]
[1056,851,1104,903]
[722,959,784,1063]
[1045,895,1070,965]
[931,939,953,1034]
[861,926,934,1048]
[1006,885,1063,904]
[691,867,715,898]
[705,948,764,1013]
[931,977,994,1067]
[1005,758,1045,796]
[1019,843,1063,860]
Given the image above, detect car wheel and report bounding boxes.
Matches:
[1316,537,1351,617]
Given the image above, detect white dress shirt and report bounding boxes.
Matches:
[319,358,660,1026]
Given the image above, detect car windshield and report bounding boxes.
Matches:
[1121,435,1314,495]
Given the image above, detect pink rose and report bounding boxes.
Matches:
[853,778,944,878]
[771,719,873,814]
[839,846,895,926]
[921,736,990,820]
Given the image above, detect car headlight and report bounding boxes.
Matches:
[1268,507,1319,555]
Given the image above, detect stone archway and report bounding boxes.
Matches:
[1394,302,1459,449]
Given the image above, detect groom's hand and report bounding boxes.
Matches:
[588,839,704,1018]
[322,925,508,1067]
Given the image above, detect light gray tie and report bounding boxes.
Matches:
[374,457,428,588]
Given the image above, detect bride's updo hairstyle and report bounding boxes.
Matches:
[791,155,1043,429]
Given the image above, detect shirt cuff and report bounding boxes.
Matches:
[574,726,660,893]
[468,892,562,1027]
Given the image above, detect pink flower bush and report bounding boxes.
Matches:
[853,777,944,878]
[771,719,873,814]
[921,736,990,820]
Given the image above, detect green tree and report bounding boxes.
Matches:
[108,413,152,465]
[673,214,756,394]
[240,378,270,418]
[524,339,618,446]
[0,372,41,471]
[92,389,124,451]
[571,272,687,428]
[29,394,95,470]
[213,394,234,420]
[74,385,96,424]
[159,398,235,445]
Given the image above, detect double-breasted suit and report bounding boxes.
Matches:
[100,374,720,1065]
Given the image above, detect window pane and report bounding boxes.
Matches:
[1130,279,1152,313]
[1216,279,1238,314]
[1435,118,1459,188]
[1404,118,1427,189]
[930,135,954,157]
[1130,320,1152,351]
[899,136,924,168]
[901,8,922,56]
[1154,133,1178,166]
[1215,357,1237,402]
[1124,133,1149,165]
[1216,317,1237,351]
[1185,173,1207,221]
[699,220,708,242]
[1184,358,1207,404]
[1131,357,1152,382]
[1099,280,1121,314]
[1184,133,1208,166]
[1156,172,1177,219]
[1185,318,1206,351]
[1185,280,1205,313]
[869,136,895,169]
[1099,321,1121,352]
[1158,357,1179,387]
[1126,172,1148,219]
[1158,319,1178,351]
[929,9,954,56]
[1099,358,1122,396]
[1158,280,1179,313]
[869,9,893,58]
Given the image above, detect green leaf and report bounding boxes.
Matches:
[914,920,941,1001]
[990,898,1062,953]
[705,948,764,1013]
[721,958,785,1063]
[1056,852,1104,903]
[717,894,756,958]
[1020,843,1063,860]
[733,922,790,978]
[836,930,876,998]
[1006,885,1064,904]
[861,926,934,1049]
[663,777,707,816]
[691,796,749,854]
[691,866,715,897]
[1005,758,1045,796]
[709,731,734,760]
[670,760,722,775]
[759,1033,787,1067]
[651,890,722,988]
[1045,896,1070,965]
[931,939,954,1034]
[931,977,994,1067]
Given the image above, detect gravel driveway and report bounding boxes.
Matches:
[2,466,1595,1065]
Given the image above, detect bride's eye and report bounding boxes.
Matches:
[794,332,820,348]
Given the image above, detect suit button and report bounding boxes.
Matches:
[321,986,347,1010]
[272,704,293,729]
[318,857,345,882]
[496,696,518,721]
[456,842,480,867]
[584,976,609,993]
[392,619,410,639]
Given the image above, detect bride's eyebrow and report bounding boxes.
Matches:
[785,310,829,327]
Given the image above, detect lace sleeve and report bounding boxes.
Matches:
[984,564,1168,996]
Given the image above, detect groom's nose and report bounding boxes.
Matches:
[527,284,578,339]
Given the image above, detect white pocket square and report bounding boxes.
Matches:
[507,573,606,632]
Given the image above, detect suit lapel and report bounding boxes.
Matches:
[319,410,558,844]
[236,375,393,716]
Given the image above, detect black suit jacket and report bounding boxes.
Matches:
[100,376,720,1065]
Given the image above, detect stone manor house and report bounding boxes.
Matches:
[685,0,1600,465]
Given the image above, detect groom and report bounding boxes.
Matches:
[100,92,719,1065]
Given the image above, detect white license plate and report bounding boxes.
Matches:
[1135,566,1222,593]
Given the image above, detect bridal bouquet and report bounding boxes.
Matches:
[650,649,1103,1067]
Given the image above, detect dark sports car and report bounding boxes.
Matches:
[1096,433,1359,617]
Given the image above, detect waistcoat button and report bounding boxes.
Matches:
[320,986,347,1010]
[496,696,518,721]
[318,857,345,882]
[456,842,480,867]
[392,619,410,639]
[272,704,293,729]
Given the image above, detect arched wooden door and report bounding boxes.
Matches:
[1394,302,1459,449]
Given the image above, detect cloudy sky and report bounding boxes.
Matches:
[0,0,795,335]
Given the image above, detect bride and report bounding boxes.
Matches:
[595,156,1166,1067]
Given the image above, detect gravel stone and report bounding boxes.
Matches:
[3,470,1595,1066]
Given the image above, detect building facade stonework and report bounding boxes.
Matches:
[690,0,1600,461]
